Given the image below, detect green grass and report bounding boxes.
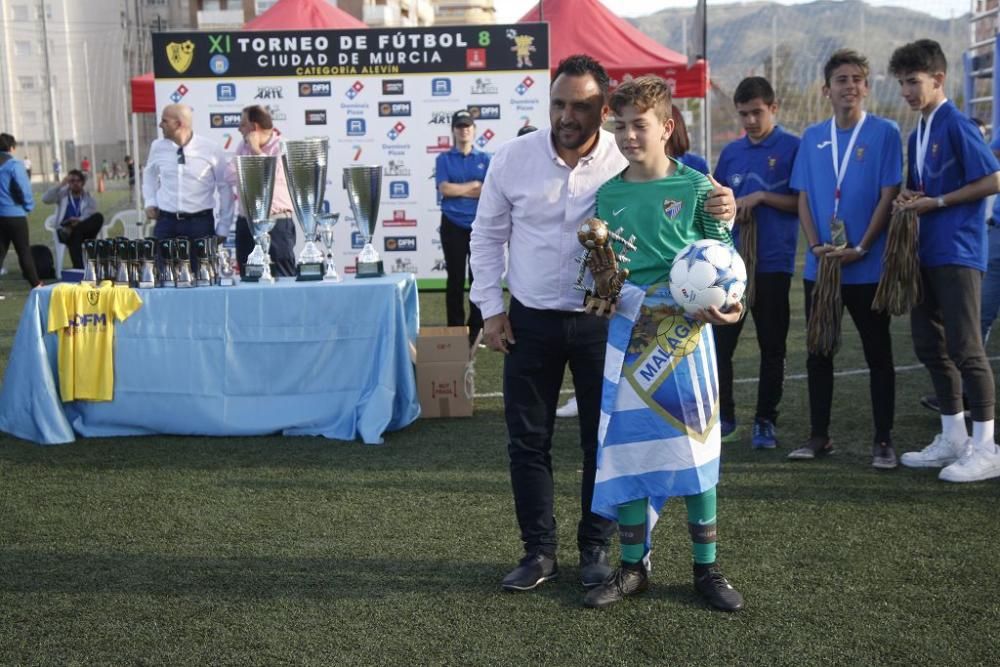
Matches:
[1,186,999,664]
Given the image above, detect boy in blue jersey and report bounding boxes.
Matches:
[889,39,1000,483]
[787,49,902,468]
[713,77,800,449]
[436,110,491,346]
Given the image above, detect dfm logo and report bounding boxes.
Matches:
[515,76,535,96]
[70,313,108,328]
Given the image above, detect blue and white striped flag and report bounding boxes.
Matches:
[592,283,722,547]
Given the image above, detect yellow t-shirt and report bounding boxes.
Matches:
[47,281,143,402]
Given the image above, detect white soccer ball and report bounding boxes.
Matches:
[668,239,747,315]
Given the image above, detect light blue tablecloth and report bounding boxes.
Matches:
[0,275,421,445]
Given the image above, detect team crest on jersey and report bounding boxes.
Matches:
[87,290,99,306]
[768,156,778,170]
[663,199,683,219]
[931,143,939,157]
[855,146,866,161]
[731,174,743,187]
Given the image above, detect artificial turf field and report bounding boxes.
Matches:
[1,191,998,665]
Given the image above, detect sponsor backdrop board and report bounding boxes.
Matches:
[151,24,549,285]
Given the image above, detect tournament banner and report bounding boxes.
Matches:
[151,24,550,285]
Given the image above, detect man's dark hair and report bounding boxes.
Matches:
[552,54,610,100]
[888,39,948,77]
[68,169,86,183]
[823,49,870,86]
[242,104,274,130]
[733,76,776,106]
[0,133,16,152]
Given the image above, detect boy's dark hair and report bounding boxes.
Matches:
[552,54,610,101]
[823,49,870,86]
[0,133,17,152]
[667,105,690,157]
[67,169,87,183]
[242,104,274,130]
[733,76,775,106]
[610,75,672,122]
[888,39,948,77]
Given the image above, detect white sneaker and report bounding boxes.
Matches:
[900,433,966,469]
[939,442,1000,483]
[555,396,578,418]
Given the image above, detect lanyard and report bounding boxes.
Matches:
[66,194,81,218]
[830,112,867,219]
[915,98,947,190]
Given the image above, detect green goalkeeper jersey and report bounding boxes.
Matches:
[595,159,732,286]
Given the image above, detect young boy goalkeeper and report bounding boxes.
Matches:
[584,75,744,611]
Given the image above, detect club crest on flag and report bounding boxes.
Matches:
[622,288,716,439]
[87,290,99,306]
[663,199,683,219]
[166,41,195,74]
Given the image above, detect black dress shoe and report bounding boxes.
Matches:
[579,546,611,588]
[501,552,558,591]
[693,561,744,612]
[583,563,648,608]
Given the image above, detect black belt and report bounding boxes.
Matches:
[159,209,213,220]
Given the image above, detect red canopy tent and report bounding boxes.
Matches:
[518,0,707,99]
[129,0,365,113]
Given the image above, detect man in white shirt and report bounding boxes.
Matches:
[471,55,736,593]
[142,104,233,250]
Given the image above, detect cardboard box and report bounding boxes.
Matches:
[416,326,476,418]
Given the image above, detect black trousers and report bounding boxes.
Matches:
[503,298,615,555]
[912,266,995,421]
[803,280,895,443]
[440,214,483,345]
[713,271,791,424]
[58,213,104,269]
[235,216,297,278]
[0,215,41,285]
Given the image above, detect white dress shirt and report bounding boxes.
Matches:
[142,133,235,236]
[470,127,628,320]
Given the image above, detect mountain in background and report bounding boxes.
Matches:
[631,0,969,144]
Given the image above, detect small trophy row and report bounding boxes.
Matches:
[236,137,385,283]
[81,236,235,288]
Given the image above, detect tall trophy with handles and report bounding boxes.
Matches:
[343,165,384,278]
[235,154,278,283]
[283,137,335,281]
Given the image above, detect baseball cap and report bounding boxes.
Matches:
[452,110,474,128]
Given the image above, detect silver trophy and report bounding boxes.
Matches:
[175,237,193,288]
[343,165,384,278]
[283,138,334,281]
[318,214,341,282]
[235,154,278,284]
[217,246,235,286]
[82,239,97,284]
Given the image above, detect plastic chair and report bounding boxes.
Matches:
[110,209,151,239]
[43,214,65,279]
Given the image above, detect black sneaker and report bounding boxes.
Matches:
[579,546,612,589]
[500,552,558,592]
[693,561,744,612]
[583,563,649,608]
[871,442,898,470]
